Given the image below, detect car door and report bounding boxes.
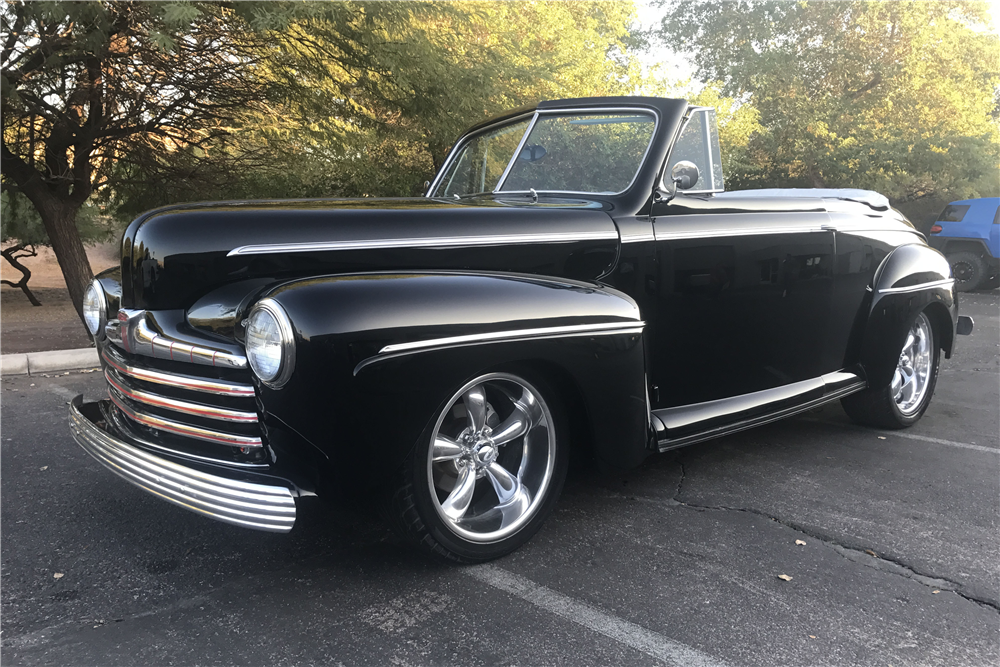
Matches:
[648,109,836,408]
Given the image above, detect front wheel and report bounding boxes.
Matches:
[384,371,568,562]
[842,310,940,429]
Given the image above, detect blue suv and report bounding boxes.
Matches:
[928,197,1000,291]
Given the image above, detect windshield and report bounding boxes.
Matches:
[500,113,656,194]
[431,111,656,197]
[433,118,531,198]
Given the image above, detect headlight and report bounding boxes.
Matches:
[245,298,295,387]
[82,280,107,337]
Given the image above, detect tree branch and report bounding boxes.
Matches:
[1,243,42,306]
[1,3,26,66]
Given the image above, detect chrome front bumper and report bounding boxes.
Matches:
[69,396,296,533]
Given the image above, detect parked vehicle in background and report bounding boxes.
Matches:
[70,97,974,562]
[928,198,1000,291]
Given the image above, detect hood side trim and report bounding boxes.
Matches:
[228,231,619,257]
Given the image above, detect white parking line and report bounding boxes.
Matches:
[466,564,729,667]
[802,418,999,454]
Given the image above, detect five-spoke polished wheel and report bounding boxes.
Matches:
[385,370,567,562]
[427,373,556,543]
[892,312,933,415]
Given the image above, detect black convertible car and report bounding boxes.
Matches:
[71,96,973,562]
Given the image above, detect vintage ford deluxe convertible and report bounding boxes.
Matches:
[71,97,973,561]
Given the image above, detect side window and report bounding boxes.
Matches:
[433,120,530,197]
[666,108,724,193]
[937,204,970,222]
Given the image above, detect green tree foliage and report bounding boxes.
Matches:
[117,0,644,210]
[657,0,1000,206]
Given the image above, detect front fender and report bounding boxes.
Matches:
[859,244,957,389]
[254,272,650,493]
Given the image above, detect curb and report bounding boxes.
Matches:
[1,347,100,376]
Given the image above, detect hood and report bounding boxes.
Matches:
[121,196,619,312]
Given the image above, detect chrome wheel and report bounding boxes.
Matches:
[427,373,556,543]
[891,312,933,415]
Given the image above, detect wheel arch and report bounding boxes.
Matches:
[940,238,991,257]
[499,357,599,468]
[922,301,955,360]
[858,244,958,389]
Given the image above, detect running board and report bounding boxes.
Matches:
[653,370,866,452]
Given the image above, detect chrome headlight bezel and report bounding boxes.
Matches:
[245,298,295,388]
[83,279,108,338]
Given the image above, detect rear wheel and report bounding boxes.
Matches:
[948,251,987,292]
[842,311,940,429]
[384,371,568,562]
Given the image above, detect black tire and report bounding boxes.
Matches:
[842,310,940,429]
[948,250,987,292]
[383,370,568,563]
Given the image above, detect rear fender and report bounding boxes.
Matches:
[859,244,957,389]
[254,272,651,492]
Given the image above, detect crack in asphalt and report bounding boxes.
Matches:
[1,595,211,651]
[664,460,1000,613]
[674,460,686,499]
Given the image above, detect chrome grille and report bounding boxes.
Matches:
[102,346,266,466]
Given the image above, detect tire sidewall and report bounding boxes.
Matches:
[408,368,569,562]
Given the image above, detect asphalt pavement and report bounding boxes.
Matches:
[2,291,997,666]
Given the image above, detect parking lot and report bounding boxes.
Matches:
[2,290,997,667]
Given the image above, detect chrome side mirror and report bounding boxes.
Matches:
[671,161,700,190]
[519,144,547,162]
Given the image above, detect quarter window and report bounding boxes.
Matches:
[938,204,970,222]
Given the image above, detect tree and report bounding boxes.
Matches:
[3,0,645,324]
[657,1,1000,204]
[106,0,645,216]
[1,188,110,306]
[1,1,285,322]
[0,189,44,305]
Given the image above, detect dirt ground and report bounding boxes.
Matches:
[1,243,118,354]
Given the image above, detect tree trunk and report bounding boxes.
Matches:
[1,244,43,306]
[37,201,94,324]
[809,167,828,189]
[1,146,96,328]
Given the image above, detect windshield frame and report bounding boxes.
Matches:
[427,106,660,199]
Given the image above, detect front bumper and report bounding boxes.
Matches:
[69,396,296,533]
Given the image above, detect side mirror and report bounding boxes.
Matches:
[519,144,547,162]
[670,161,700,190]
